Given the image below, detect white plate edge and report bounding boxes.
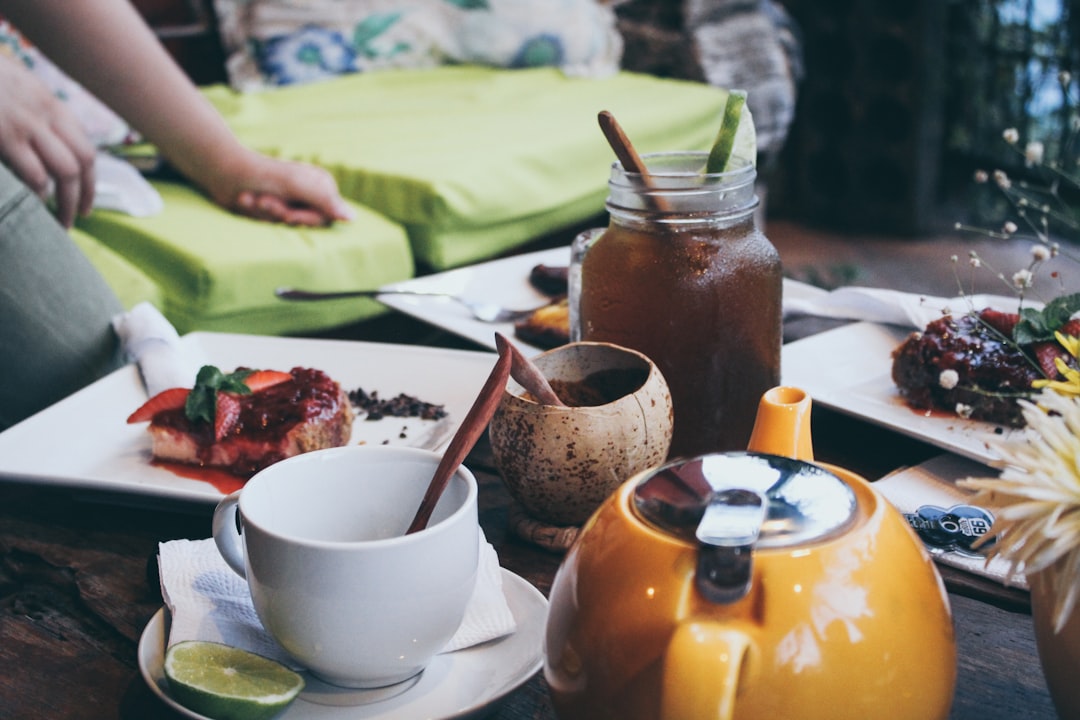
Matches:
[781,320,1014,467]
[375,246,573,356]
[0,333,500,505]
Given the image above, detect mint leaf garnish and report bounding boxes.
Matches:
[183,365,254,424]
[1014,292,1080,344]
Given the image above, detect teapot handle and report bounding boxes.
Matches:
[660,622,756,720]
[746,386,814,461]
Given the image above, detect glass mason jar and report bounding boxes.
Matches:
[576,152,781,458]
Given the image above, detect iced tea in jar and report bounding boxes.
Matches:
[577,152,781,457]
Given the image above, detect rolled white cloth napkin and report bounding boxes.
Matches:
[158,533,517,668]
[874,453,1028,589]
[782,282,1027,330]
[111,302,207,396]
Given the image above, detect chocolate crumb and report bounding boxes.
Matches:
[348,388,448,422]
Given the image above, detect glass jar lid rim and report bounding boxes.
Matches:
[611,151,756,181]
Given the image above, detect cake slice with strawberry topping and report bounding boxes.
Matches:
[891,307,1080,427]
[128,365,353,477]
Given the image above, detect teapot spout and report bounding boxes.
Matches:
[746,386,814,462]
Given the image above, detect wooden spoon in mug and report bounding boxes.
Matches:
[406,333,513,534]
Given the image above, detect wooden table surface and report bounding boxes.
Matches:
[0,314,1061,719]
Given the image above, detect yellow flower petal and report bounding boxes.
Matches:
[1055,331,1080,358]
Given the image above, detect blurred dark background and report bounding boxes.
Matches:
[772,0,1079,235]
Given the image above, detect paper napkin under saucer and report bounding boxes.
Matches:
[158,533,517,668]
[875,453,1028,590]
[112,302,208,396]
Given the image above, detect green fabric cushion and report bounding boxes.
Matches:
[76,182,414,335]
[201,66,729,270]
[69,226,164,310]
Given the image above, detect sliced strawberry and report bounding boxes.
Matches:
[1059,319,1080,338]
[978,308,1019,338]
[243,369,293,393]
[1033,342,1069,379]
[127,387,190,423]
[214,392,241,441]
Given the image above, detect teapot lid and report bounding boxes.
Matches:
[632,452,858,548]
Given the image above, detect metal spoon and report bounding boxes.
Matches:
[275,287,549,323]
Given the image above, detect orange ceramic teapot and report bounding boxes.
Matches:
[544,386,957,720]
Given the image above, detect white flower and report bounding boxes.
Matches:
[955,403,974,419]
[959,391,1080,633]
[1025,141,1045,166]
[1013,268,1034,288]
[1003,221,1018,235]
[994,170,1012,189]
[1003,128,1020,144]
[939,369,960,389]
[1032,244,1052,261]
[974,169,989,183]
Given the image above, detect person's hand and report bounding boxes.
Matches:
[0,53,96,228]
[200,150,355,227]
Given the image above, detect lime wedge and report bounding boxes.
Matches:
[706,89,756,173]
[164,641,304,720]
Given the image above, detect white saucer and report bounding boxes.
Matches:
[138,569,548,719]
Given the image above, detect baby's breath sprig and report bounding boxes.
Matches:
[951,69,1080,348]
[959,71,1080,257]
[947,246,1055,309]
[953,74,1080,634]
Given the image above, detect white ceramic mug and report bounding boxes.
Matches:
[212,445,479,689]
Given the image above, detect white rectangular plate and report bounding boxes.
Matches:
[378,251,1011,464]
[0,333,497,506]
[781,321,1018,467]
[379,245,826,356]
[378,246,573,355]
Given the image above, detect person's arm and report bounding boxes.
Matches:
[1,0,353,226]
